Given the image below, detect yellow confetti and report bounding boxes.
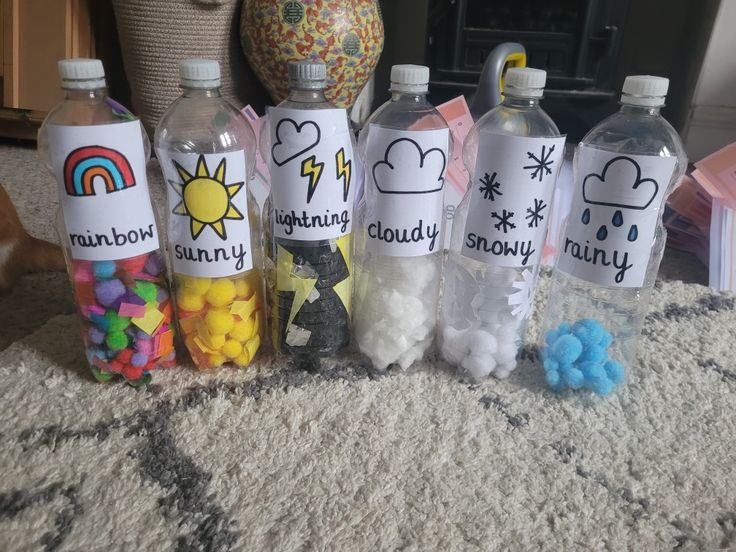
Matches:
[132,307,165,336]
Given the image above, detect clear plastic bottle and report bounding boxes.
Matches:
[154,59,264,370]
[353,64,451,370]
[38,58,176,386]
[540,75,687,396]
[260,61,356,361]
[439,68,566,380]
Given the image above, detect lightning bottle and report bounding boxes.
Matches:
[353,64,451,370]
[155,59,265,370]
[260,61,356,362]
[439,68,565,380]
[540,75,687,396]
[38,58,176,386]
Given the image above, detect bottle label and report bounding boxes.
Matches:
[557,146,677,287]
[363,126,450,256]
[268,107,356,241]
[46,120,160,261]
[461,132,566,267]
[157,150,254,277]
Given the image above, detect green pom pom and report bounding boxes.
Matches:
[105,331,129,350]
[133,281,158,303]
[105,310,131,332]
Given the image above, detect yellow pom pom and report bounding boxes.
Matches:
[179,276,212,295]
[208,353,227,367]
[203,333,226,350]
[205,278,236,307]
[229,317,255,342]
[233,277,253,298]
[205,308,234,335]
[222,339,243,359]
[176,291,205,312]
[233,350,251,367]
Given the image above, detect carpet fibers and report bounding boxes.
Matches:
[0,143,734,551]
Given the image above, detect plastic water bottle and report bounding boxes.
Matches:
[353,65,451,370]
[439,68,565,380]
[155,59,265,370]
[38,58,176,386]
[540,75,687,396]
[260,61,356,361]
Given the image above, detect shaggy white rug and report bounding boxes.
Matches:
[0,144,734,551]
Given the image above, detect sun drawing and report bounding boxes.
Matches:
[170,155,244,240]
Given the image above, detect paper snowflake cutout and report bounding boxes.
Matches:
[508,268,535,320]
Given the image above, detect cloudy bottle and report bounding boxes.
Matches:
[353,65,450,370]
[439,68,565,380]
[260,61,356,362]
[155,59,265,370]
[540,75,687,396]
[38,58,176,386]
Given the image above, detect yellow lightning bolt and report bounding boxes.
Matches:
[301,155,324,204]
[275,245,317,327]
[335,147,351,202]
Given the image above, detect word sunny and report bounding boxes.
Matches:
[173,243,250,272]
[275,208,350,236]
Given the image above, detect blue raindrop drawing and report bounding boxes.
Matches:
[596,225,608,240]
[612,210,623,227]
[582,208,591,225]
[628,225,638,242]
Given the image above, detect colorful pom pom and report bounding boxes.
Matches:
[551,335,583,364]
[106,331,129,350]
[94,279,126,307]
[92,260,116,279]
[132,281,158,303]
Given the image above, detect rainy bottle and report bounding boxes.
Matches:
[540,75,687,395]
[155,59,265,370]
[38,58,176,386]
[439,68,565,380]
[260,61,356,362]
[353,64,451,370]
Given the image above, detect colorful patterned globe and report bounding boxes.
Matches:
[240,0,384,108]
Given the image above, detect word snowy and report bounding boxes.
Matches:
[465,232,536,266]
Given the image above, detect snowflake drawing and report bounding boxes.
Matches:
[479,171,502,201]
[523,144,556,182]
[525,198,547,228]
[491,209,516,233]
[509,269,535,320]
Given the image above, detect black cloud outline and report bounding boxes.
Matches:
[582,156,659,210]
[271,118,321,167]
[372,137,447,195]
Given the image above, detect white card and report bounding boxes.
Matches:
[46,121,159,261]
[557,146,677,287]
[157,150,254,277]
[461,132,566,267]
[268,107,355,241]
[363,126,449,256]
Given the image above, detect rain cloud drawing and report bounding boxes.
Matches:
[582,156,659,210]
[372,138,446,194]
[271,118,321,167]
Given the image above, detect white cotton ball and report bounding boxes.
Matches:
[461,352,496,379]
[493,360,517,379]
[465,329,498,356]
[397,337,432,370]
[495,343,518,364]
[477,308,500,325]
[496,322,522,344]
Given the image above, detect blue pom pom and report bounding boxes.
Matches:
[578,345,606,364]
[558,322,572,335]
[87,327,105,345]
[573,319,605,347]
[604,360,625,384]
[92,260,116,279]
[545,329,561,346]
[545,369,561,387]
[591,377,614,396]
[85,348,105,363]
[543,357,559,373]
[89,313,110,331]
[598,331,613,348]
[560,365,585,389]
[551,334,583,364]
[580,361,607,383]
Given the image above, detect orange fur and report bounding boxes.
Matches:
[0,184,65,292]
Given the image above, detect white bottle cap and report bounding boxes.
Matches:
[503,67,546,98]
[621,75,669,107]
[288,60,327,89]
[179,59,221,88]
[390,64,430,94]
[58,58,106,90]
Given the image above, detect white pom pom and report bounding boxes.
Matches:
[466,329,498,355]
[495,343,518,364]
[461,353,496,379]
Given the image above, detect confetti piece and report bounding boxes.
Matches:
[156,330,174,357]
[179,315,200,335]
[230,295,257,319]
[118,302,147,318]
[132,308,165,336]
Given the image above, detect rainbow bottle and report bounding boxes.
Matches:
[38,58,176,385]
[155,59,265,370]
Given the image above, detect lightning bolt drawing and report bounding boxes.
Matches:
[335,147,352,202]
[301,155,324,204]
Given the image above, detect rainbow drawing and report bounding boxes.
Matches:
[64,145,136,196]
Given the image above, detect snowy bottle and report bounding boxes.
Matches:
[540,76,687,396]
[353,65,450,370]
[261,61,356,360]
[38,58,176,386]
[439,68,565,380]
[155,59,264,370]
